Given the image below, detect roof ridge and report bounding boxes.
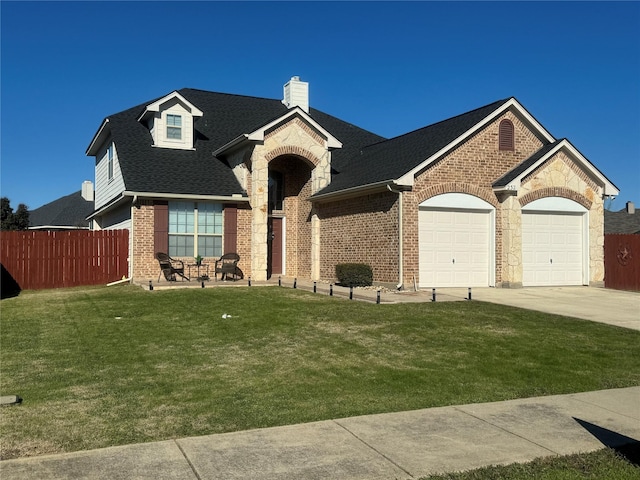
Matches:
[179,87,280,103]
[360,98,512,151]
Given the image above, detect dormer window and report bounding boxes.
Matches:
[499,119,515,151]
[167,114,182,140]
[137,91,203,150]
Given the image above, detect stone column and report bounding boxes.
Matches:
[251,146,269,281]
[589,193,605,286]
[310,150,329,282]
[501,194,523,288]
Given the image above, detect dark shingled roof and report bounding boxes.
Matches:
[492,139,564,188]
[107,89,386,196]
[316,99,511,195]
[605,207,640,234]
[29,191,94,229]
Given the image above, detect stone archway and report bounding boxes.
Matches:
[248,124,331,281]
[267,155,314,279]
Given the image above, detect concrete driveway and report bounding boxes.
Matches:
[434,286,640,331]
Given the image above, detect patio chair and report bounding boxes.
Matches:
[215,253,243,281]
[156,252,189,282]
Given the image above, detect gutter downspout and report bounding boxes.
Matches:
[387,185,403,290]
[130,195,137,283]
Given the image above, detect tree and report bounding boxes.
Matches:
[1,197,30,230]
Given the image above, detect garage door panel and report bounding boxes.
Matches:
[419,208,491,288]
[522,211,584,286]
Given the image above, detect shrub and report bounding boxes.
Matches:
[335,263,373,287]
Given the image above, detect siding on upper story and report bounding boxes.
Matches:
[95,140,126,209]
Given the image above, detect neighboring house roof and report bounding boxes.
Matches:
[95,89,385,198]
[29,190,94,229]
[605,208,640,234]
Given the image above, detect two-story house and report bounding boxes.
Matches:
[86,77,618,288]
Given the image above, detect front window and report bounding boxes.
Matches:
[107,144,114,180]
[166,114,182,140]
[268,171,284,211]
[168,202,222,258]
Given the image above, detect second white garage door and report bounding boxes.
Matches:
[522,211,585,286]
[419,194,494,288]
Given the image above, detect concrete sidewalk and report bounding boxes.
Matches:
[2,387,638,479]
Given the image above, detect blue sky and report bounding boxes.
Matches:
[2,1,639,211]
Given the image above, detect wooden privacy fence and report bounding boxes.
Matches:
[0,230,129,290]
[604,234,640,291]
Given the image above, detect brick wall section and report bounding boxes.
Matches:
[132,200,253,282]
[132,200,156,280]
[317,191,399,283]
[235,205,252,279]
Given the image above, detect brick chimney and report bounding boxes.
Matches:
[282,76,309,113]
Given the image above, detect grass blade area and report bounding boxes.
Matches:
[1,285,639,460]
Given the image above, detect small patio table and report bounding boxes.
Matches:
[187,263,210,281]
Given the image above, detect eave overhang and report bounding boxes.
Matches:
[310,180,410,203]
[86,118,110,156]
[123,191,250,203]
[86,191,250,221]
[29,225,89,230]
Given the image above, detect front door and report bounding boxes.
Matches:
[268,217,283,279]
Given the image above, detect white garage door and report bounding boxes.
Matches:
[419,194,493,288]
[522,205,586,286]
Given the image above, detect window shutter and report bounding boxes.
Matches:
[154,201,169,255]
[499,119,514,151]
[224,205,237,254]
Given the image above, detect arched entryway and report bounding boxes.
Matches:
[267,155,314,279]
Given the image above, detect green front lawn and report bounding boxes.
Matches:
[1,285,639,460]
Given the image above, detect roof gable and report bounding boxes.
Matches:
[493,138,619,196]
[213,107,342,157]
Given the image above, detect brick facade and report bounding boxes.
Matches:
[317,191,399,283]
[124,107,608,288]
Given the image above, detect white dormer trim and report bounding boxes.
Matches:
[396,97,556,187]
[493,139,619,196]
[138,91,203,150]
[213,107,342,157]
[137,91,203,122]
